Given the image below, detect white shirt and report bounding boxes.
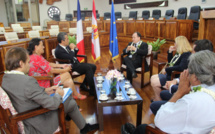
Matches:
[155,84,215,134]
[126,41,140,58]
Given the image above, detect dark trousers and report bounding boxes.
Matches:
[72,63,96,92]
[160,90,173,101]
[150,100,167,115]
[123,56,140,84]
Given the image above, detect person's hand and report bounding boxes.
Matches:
[161,69,166,75]
[126,46,131,52]
[130,45,137,51]
[56,87,64,97]
[64,66,72,72]
[69,43,76,50]
[177,69,191,96]
[169,46,176,53]
[45,86,58,95]
[165,79,177,89]
[62,64,70,69]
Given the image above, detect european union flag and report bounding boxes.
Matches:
[109,0,119,61]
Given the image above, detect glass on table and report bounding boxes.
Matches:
[97,72,102,76]
[100,89,106,94]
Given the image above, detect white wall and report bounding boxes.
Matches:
[39,0,215,27]
[0,0,8,26]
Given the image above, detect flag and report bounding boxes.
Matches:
[76,0,85,62]
[109,0,119,61]
[91,0,100,62]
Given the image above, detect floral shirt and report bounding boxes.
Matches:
[29,54,53,88]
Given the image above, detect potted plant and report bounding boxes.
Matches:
[147,38,166,59]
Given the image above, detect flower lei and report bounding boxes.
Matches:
[190,86,215,100]
[168,53,181,67]
[130,41,142,55]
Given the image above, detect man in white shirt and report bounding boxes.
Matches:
[154,50,215,134]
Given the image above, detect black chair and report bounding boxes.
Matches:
[104,12,111,20]
[164,9,174,20]
[129,11,138,20]
[188,6,201,30]
[81,12,85,21]
[53,14,60,21]
[115,12,122,20]
[142,10,150,20]
[152,10,161,20]
[177,7,187,19]
[65,14,73,21]
[96,13,100,19]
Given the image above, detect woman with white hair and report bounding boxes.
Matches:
[151,36,192,101]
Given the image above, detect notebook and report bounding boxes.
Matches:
[50,88,73,103]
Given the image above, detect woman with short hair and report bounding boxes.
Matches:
[151,36,192,101]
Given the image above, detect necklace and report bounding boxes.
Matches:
[190,86,215,101]
[168,53,181,67]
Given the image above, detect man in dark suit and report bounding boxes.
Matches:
[55,32,96,96]
[2,47,98,134]
[123,32,149,84]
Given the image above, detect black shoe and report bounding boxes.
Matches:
[132,72,137,78]
[80,84,90,92]
[121,124,130,134]
[65,114,71,121]
[124,123,135,134]
[80,123,99,134]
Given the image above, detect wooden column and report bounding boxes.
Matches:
[198,10,215,51]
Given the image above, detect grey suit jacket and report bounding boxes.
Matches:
[2,73,62,134]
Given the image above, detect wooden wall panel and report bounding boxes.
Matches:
[103,20,111,33]
[165,21,177,40]
[97,21,104,31]
[125,20,136,36]
[135,20,145,37]
[83,33,91,49]
[177,20,193,41]
[155,20,165,39]
[70,21,77,28]
[99,32,109,47]
[198,10,215,51]
[59,21,70,32]
[145,20,155,38]
[116,20,126,36]
[83,21,91,31]
[47,21,59,29]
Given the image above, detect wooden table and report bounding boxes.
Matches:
[94,77,143,131]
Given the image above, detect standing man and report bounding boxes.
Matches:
[123,32,148,84]
[55,32,96,96]
[2,47,98,134]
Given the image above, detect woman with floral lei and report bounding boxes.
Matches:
[151,36,192,101]
[153,50,215,134]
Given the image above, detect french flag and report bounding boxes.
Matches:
[76,0,85,62]
[91,0,100,62]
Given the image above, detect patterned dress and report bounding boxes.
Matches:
[29,54,60,88]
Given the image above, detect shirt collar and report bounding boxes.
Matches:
[59,44,68,51]
[4,70,25,75]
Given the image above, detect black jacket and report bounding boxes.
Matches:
[55,44,80,69]
[123,41,149,71]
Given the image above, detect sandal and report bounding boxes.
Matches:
[73,93,87,100]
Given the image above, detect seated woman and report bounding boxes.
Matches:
[150,36,192,101]
[27,38,86,100]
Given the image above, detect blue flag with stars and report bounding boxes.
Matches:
[109,0,119,61]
